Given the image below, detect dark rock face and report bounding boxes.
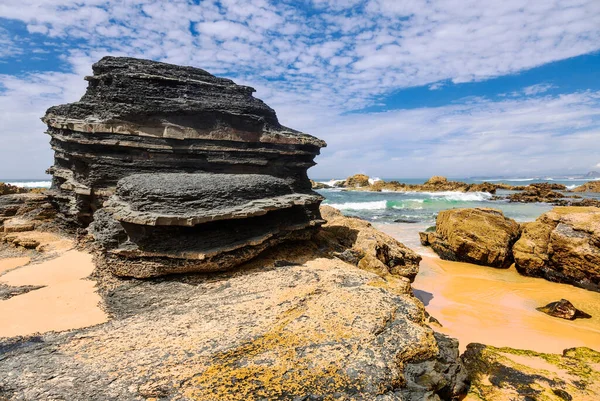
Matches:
[43,56,326,226]
[44,56,326,277]
[536,299,592,320]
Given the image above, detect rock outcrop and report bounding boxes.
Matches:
[536,299,592,320]
[354,176,497,194]
[572,180,600,192]
[462,344,600,401]
[508,183,568,203]
[0,183,29,196]
[420,208,520,268]
[43,56,326,277]
[342,173,371,188]
[317,205,421,281]
[513,206,600,292]
[43,56,326,226]
[0,209,469,401]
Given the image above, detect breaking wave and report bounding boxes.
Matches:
[327,200,388,210]
[5,181,51,188]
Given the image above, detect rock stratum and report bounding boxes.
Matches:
[44,56,326,226]
[43,56,326,277]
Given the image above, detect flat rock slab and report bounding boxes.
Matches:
[3,219,35,233]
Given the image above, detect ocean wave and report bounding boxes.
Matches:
[318,179,344,187]
[566,184,578,190]
[326,200,387,210]
[368,177,382,185]
[424,191,492,201]
[6,181,51,188]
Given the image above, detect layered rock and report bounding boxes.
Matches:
[42,56,326,277]
[513,206,600,292]
[420,208,520,268]
[90,173,324,277]
[0,210,469,401]
[572,180,600,192]
[348,176,497,193]
[43,56,326,226]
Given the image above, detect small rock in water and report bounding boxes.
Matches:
[536,299,592,320]
[393,218,420,223]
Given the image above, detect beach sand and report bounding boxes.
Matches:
[378,222,600,354]
[0,249,108,337]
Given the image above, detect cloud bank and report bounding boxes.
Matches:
[0,0,599,178]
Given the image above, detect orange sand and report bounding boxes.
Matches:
[415,257,600,353]
[0,257,30,274]
[0,250,107,337]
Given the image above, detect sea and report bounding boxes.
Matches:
[315,176,600,252]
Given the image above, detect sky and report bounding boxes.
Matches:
[0,0,600,179]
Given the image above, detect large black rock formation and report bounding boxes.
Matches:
[43,56,326,277]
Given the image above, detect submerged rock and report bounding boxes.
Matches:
[536,299,592,320]
[462,344,600,401]
[420,208,520,268]
[513,206,600,292]
[43,56,325,226]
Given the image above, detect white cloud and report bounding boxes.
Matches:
[0,0,599,178]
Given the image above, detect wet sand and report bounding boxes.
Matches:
[0,250,108,337]
[377,222,600,354]
[417,257,600,353]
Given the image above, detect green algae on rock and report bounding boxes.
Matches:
[462,343,600,401]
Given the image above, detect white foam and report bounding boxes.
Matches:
[566,184,578,190]
[318,179,344,187]
[6,181,51,188]
[425,191,492,201]
[326,200,387,210]
[368,177,382,185]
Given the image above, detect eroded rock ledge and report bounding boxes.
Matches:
[43,56,326,226]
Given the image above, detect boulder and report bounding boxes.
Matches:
[43,56,326,226]
[420,208,521,268]
[317,205,421,281]
[536,299,592,320]
[462,344,600,401]
[0,233,468,401]
[513,207,600,291]
[572,181,600,192]
[310,179,331,189]
[343,174,371,188]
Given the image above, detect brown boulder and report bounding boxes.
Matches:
[342,174,370,188]
[420,208,521,268]
[317,205,421,281]
[536,299,592,320]
[310,179,331,190]
[0,182,29,196]
[425,176,448,185]
[572,181,600,192]
[508,183,567,203]
[513,206,600,291]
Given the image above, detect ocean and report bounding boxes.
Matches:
[315,177,600,252]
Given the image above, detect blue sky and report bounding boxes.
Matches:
[0,0,599,179]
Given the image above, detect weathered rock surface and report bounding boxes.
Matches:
[513,206,600,292]
[90,173,324,278]
[347,175,498,194]
[536,299,592,320]
[462,344,600,401]
[508,183,568,203]
[0,183,29,196]
[573,181,600,193]
[317,205,422,281]
[0,220,469,401]
[43,56,326,226]
[420,208,520,268]
[342,174,371,188]
[43,56,326,277]
[310,179,331,189]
